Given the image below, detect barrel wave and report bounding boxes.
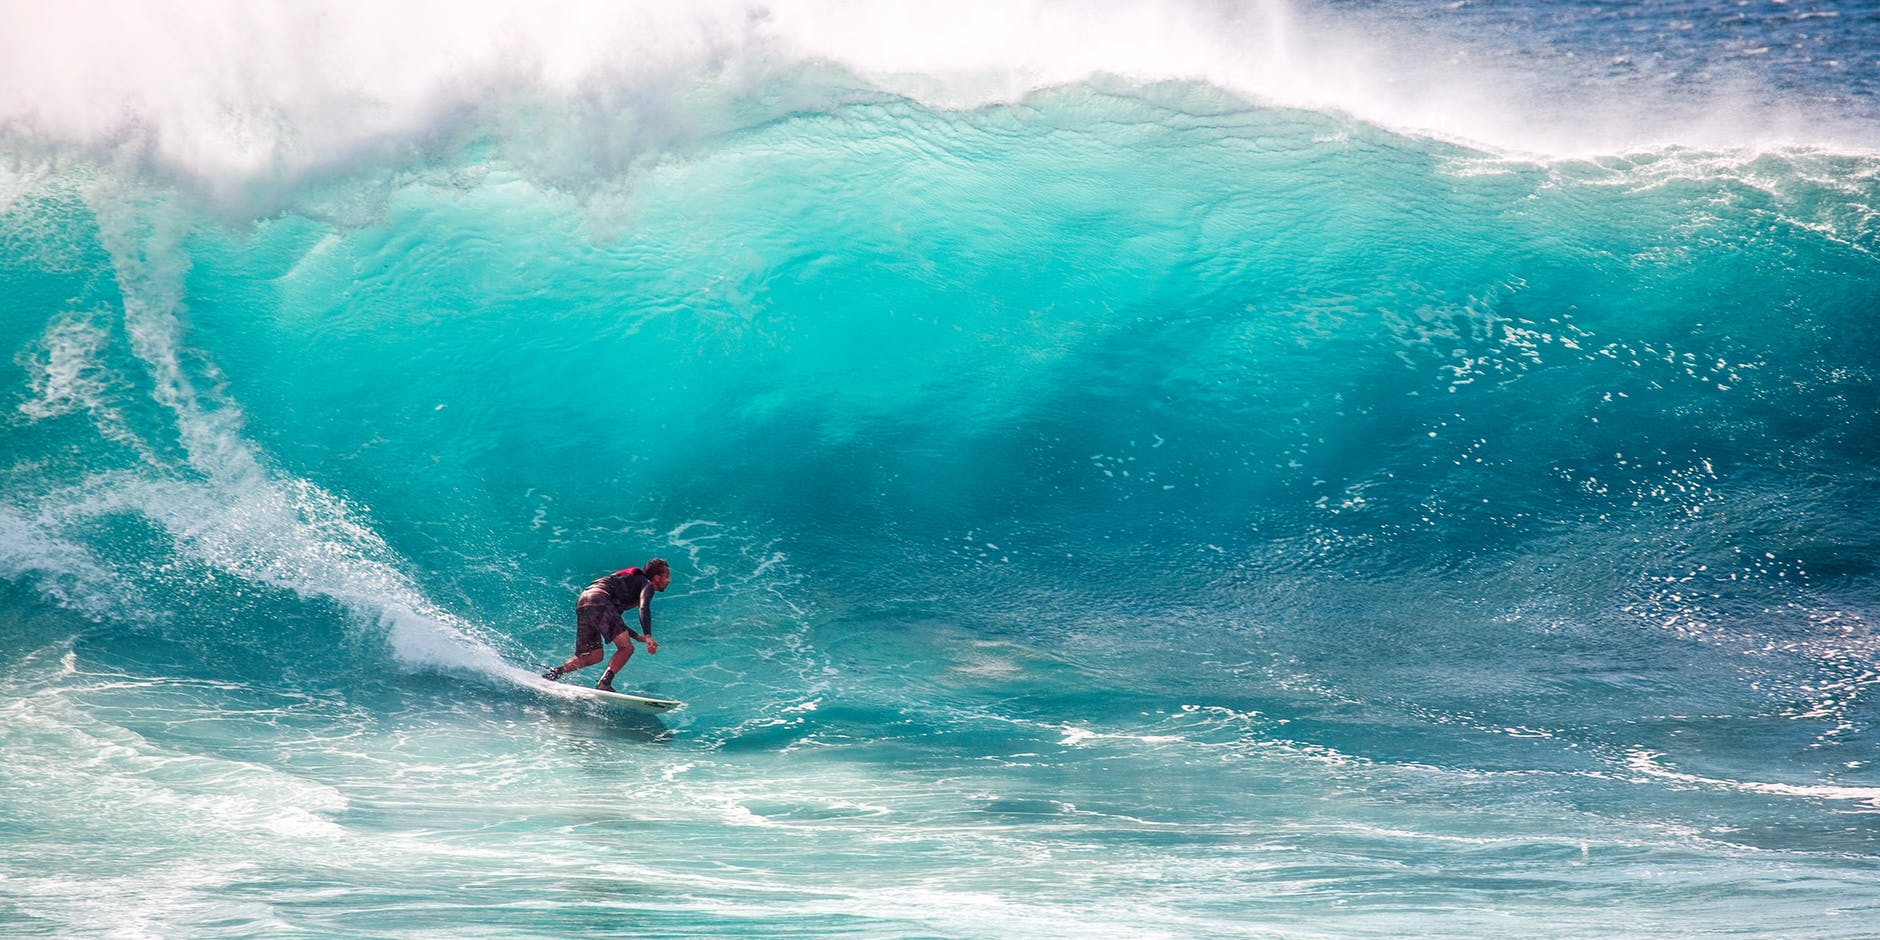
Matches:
[4,4,1880,936]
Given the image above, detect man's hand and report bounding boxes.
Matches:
[643,636,658,655]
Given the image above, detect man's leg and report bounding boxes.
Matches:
[543,646,604,680]
[596,639,635,691]
[545,607,610,680]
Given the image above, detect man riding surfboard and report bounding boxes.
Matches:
[542,558,670,692]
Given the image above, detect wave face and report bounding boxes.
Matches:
[5,2,1880,937]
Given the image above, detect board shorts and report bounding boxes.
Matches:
[574,589,628,655]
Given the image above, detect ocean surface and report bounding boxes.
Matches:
[4,1,1878,936]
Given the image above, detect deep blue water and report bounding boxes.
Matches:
[4,1,1879,936]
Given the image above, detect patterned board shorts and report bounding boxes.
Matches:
[575,595,627,655]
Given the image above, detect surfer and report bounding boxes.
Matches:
[541,558,670,692]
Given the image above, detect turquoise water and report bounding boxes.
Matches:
[4,2,1880,936]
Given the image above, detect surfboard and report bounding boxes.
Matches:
[558,683,683,714]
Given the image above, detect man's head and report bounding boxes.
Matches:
[645,558,672,591]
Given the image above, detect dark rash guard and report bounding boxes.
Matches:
[579,568,656,637]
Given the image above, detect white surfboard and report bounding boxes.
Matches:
[558,683,683,714]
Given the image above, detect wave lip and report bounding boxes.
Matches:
[1627,750,1880,809]
[6,0,1877,202]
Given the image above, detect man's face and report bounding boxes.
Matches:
[653,572,672,592]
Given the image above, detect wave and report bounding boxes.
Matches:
[1627,750,1880,809]
[2,54,1876,751]
[5,0,1877,210]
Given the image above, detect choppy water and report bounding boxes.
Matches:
[4,1,1878,936]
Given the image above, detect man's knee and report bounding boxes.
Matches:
[576,648,604,666]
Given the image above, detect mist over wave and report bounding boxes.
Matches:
[5,0,1876,206]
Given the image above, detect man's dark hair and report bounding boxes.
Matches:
[645,558,671,577]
